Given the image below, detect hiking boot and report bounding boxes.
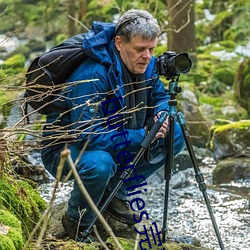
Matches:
[105,196,141,225]
[61,213,97,242]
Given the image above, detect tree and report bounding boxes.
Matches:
[166,0,196,62]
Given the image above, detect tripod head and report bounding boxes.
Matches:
[168,76,182,100]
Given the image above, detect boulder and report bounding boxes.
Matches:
[179,100,211,148]
[175,82,211,148]
[209,120,250,160]
[213,157,250,184]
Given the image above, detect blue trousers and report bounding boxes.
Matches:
[41,123,185,226]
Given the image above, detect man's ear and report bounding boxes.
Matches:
[115,36,122,51]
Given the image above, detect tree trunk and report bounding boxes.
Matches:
[78,0,88,20]
[167,0,196,62]
[67,0,76,36]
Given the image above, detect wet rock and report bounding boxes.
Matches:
[170,168,193,189]
[213,157,250,184]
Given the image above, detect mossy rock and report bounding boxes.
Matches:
[0,174,47,239]
[209,120,250,160]
[0,209,24,250]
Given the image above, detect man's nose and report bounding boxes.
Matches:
[142,49,151,59]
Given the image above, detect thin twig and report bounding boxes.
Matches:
[134,223,141,250]
[68,14,89,31]
[61,148,124,250]
[22,154,65,249]
[93,225,110,250]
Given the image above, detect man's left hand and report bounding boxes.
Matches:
[154,111,169,139]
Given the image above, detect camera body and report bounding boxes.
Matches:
[156,51,192,79]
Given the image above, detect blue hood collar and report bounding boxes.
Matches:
[82,21,116,65]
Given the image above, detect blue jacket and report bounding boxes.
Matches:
[44,21,170,155]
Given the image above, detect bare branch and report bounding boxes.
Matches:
[62,148,124,250]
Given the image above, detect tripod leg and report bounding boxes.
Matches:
[177,112,225,250]
[81,112,168,240]
[162,114,175,243]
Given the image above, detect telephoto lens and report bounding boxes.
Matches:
[156,51,192,79]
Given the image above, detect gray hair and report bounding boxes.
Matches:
[115,9,160,43]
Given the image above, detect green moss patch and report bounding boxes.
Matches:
[0,209,23,250]
[0,174,47,239]
[209,120,250,153]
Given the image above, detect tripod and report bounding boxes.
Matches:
[82,77,225,250]
[81,110,168,241]
[161,77,225,249]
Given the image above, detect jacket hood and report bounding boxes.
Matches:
[82,21,116,65]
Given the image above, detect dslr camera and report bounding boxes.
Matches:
[156,51,192,79]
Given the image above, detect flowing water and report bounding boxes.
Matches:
[144,157,250,250]
[38,156,250,250]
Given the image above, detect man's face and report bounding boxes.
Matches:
[115,35,157,74]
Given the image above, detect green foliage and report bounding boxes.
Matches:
[213,67,235,86]
[154,44,167,57]
[0,175,47,239]
[196,0,250,47]
[209,10,233,40]
[0,54,26,85]
[192,40,241,95]
[199,95,224,107]
[199,91,248,121]
[234,57,250,115]
[1,54,25,69]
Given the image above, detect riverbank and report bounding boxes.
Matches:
[38,155,250,250]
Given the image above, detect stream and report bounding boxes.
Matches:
[38,155,250,250]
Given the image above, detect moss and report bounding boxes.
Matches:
[0,54,26,87]
[217,40,237,51]
[209,120,250,151]
[213,67,235,86]
[0,91,17,110]
[7,228,24,249]
[106,237,209,250]
[0,235,16,250]
[199,91,248,122]
[0,209,24,249]
[199,95,224,107]
[0,174,47,239]
[213,120,250,133]
[0,209,21,229]
[27,236,212,250]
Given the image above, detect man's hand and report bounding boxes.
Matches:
[154,111,169,139]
